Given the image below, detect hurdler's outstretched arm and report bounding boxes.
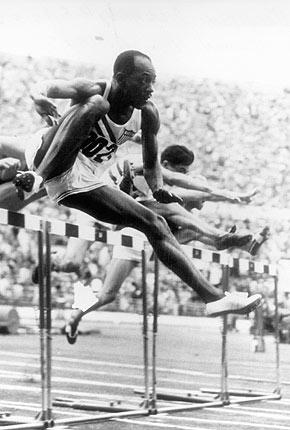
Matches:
[133,160,223,195]
[161,168,214,194]
[160,166,253,200]
[132,161,256,204]
[175,188,258,205]
[161,169,258,204]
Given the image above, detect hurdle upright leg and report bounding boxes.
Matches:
[44,221,53,426]
[141,247,150,409]
[220,264,230,404]
[274,275,281,397]
[151,255,159,413]
[37,228,47,422]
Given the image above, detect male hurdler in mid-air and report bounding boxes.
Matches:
[12,50,261,320]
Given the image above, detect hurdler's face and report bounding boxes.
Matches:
[125,56,156,109]
[162,161,191,175]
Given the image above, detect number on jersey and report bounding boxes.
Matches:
[82,129,118,163]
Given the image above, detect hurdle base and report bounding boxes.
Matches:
[200,387,281,404]
[154,399,224,414]
[54,407,150,427]
[201,387,280,398]
[34,410,54,422]
[134,388,215,404]
[53,397,140,413]
[228,393,281,405]
[0,416,46,429]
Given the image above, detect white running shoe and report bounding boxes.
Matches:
[206,292,262,318]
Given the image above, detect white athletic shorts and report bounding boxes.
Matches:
[46,152,112,203]
[112,227,146,263]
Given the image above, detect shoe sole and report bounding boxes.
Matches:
[13,173,35,189]
[208,296,261,318]
[13,172,43,201]
[13,176,34,201]
[65,325,78,345]
[249,238,269,256]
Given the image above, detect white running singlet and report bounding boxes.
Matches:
[44,81,142,203]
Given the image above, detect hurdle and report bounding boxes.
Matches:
[0,209,152,428]
[201,256,281,405]
[143,246,281,413]
[53,244,155,419]
[0,208,282,428]
[135,253,224,413]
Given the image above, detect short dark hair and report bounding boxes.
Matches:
[113,50,151,76]
[161,145,194,166]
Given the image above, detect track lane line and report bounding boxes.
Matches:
[153,414,290,429]
[0,359,213,386]
[0,351,288,386]
[114,418,209,429]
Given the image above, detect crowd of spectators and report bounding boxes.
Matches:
[0,52,289,316]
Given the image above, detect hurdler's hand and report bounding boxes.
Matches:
[0,157,21,181]
[224,192,241,204]
[239,188,259,204]
[153,189,183,205]
[31,95,61,126]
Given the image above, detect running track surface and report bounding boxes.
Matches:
[0,316,290,430]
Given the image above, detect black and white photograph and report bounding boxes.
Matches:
[0,1,289,429]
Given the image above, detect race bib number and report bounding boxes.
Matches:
[81,129,118,163]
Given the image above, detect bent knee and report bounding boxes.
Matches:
[144,212,171,239]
